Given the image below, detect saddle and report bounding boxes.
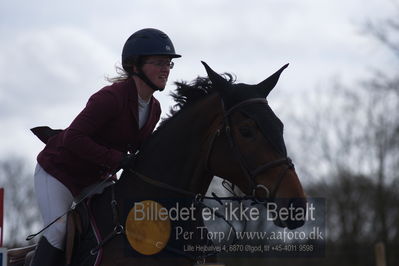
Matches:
[6,203,89,266]
[7,189,109,266]
[7,245,36,266]
[7,168,113,265]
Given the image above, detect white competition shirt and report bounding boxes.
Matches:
[138,95,150,129]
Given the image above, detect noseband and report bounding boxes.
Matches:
[206,97,295,202]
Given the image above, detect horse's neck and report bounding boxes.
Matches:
[122,94,221,194]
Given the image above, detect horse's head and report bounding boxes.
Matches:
[202,62,306,229]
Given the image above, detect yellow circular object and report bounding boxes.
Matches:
[125,200,171,255]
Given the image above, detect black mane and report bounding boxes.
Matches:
[157,73,235,129]
[150,68,287,157]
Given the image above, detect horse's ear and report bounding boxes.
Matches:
[201,61,228,91]
[257,63,289,97]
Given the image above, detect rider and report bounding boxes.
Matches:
[30,28,181,266]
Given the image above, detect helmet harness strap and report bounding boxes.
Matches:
[132,70,164,92]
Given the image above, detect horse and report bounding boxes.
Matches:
[10,61,307,266]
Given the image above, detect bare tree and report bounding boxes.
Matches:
[0,157,40,247]
[287,4,399,265]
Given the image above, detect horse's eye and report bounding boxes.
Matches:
[239,126,254,138]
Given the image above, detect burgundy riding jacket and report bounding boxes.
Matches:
[37,78,161,196]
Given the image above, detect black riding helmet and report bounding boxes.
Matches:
[122,28,181,91]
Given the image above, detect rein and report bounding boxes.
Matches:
[90,169,241,263]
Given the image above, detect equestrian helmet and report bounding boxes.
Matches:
[122,28,181,71]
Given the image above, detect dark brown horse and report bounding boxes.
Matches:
[63,62,306,266]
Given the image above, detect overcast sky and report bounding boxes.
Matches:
[0,0,396,170]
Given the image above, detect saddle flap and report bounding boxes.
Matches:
[66,210,81,265]
[7,245,36,265]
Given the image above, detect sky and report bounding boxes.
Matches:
[0,0,396,170]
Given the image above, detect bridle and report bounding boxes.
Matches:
[128,96,295,202]
[204,97,295,202]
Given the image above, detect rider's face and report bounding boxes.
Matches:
[140,56,173,89]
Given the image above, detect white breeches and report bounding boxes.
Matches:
[34,163,74,250]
